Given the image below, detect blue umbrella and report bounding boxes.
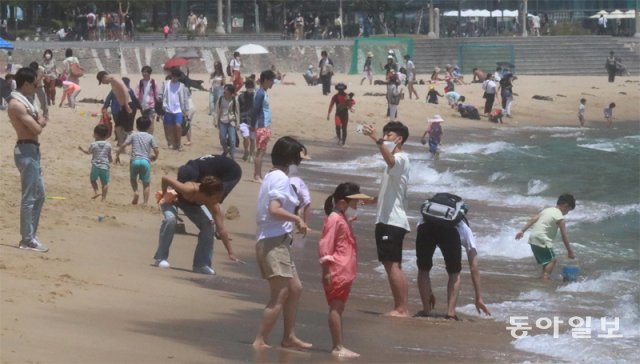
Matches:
[0,37,14,50]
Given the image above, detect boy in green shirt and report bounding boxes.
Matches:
[515,194,576,280]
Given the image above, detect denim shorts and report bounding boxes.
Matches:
[163,112,184,125]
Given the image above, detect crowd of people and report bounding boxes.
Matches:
[6,37,628,359]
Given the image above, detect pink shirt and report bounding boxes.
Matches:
[318,211,358,284]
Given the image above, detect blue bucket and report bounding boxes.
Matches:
[562,265,580,282]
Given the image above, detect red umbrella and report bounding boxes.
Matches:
[163,57,189,70]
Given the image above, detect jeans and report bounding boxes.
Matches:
[219,122,237,159]
[14,144,45,244]
[209,86,223,115]
[154,201,215,269]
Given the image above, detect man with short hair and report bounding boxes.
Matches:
[251,70,275,182]
[363,121,411,317]
[8,67,49,252]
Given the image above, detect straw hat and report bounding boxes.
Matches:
[387,55,394,60]
[428,114,445,123]
[346,193,373,201]
[388,50,394,54]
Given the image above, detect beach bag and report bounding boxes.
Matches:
[70,63,84,78]
[420,193,466,227]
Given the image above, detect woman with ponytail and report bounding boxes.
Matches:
[318,182,372,358]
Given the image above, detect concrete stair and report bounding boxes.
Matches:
[412,35,640,76]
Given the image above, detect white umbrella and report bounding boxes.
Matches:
[607,9,626,19]
[589,10,609,19]
[235,43,269,55]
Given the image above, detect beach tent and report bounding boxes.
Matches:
[443,9,525,18]
[608,9,626,19]
[624,9,636,18]
[589,10,609,19]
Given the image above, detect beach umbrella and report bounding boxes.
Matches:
[235,43,269,55]
[607,9,626,19]
[163,57,189,70]
[589,10,609,19]
[0,37,13,50]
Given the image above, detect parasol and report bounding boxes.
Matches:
[163,57,189,70]
[235,44,269,55]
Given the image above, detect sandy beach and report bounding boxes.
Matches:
[1,72,638,363]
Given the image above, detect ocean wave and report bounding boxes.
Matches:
[489,172,509,183]
[557,271,639,294]
[569,202,640,224]
[526,179,549,195]
[578,142,617,152]
[443,141,518,155]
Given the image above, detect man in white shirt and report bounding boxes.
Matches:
[598,14,607,35]
[363,121,411,317]
[481,77,497,114]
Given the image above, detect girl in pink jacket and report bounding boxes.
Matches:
[318,182,372,359]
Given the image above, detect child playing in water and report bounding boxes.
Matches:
[421,115,444,160]
[578,98,586,127]
[78,124,112,201]
[318,182,372,359]
[603,102,615,128]
[116,117,159,204]
[515,194,576,280]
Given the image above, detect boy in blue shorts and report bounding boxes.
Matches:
[515,194,576,280]
[116,117,159,205]
[78,124,112,201]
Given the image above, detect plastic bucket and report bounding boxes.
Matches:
[562,265,580,282]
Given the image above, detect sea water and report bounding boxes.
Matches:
[300,123,639,362]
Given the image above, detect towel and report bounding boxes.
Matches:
[10,91,39,119]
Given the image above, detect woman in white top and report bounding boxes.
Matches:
[386,73,402,121]
[230,52,242,92]
[403,54,419,100]
[41,49,57,105]
[253,136,312,350]
[62,48,82,85]
[209,61,225,115]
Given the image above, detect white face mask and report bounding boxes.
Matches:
[345,206,358,220]
[383,140,396,153]
[45,54,51,60]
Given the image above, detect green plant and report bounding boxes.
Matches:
[549,21,591,36]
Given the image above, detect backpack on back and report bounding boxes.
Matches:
[420,193,466,227]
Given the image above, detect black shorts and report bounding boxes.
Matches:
[375,223,407,263]
[115,107,135,132]
[416,222,461,274]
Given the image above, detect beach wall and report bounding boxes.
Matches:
[5,43,355,76]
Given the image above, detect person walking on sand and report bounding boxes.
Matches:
[116,117,159,205]
[62,48,83,85]
[515,194,576,280]
[605,51,617,83]
[362,121,411,317]
[481,76,497,115]
[360,52,373,86]
[230,52,243,93]
[404,55,419,100]
[158,68,191,150]
[136,66,159,134]
[78,124,112,201]
[386,73,402,121]
[319,182,372,358]
[251,70,276,182]
[319,51,334,96]
[604,102,615,128]
[153,154,242,273]
[578,98,587,127]
[327,82,355,146]
[215,84,240,159]
[253,137,312,350]
[8,67,49,252]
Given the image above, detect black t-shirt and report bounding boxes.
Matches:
[178,154,242,183]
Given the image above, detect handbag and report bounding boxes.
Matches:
[70,63,84,78]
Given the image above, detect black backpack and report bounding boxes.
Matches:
[420,193,466,227]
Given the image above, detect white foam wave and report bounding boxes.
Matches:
[557,271,639,294]
[475,226,533,259]
[551,131,584,138]
[444,141,517,155]
[526,179,549,195]
[569,202,640,224]
[578,142,617,153]
[489,172,509,183]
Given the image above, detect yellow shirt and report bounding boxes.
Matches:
[528,207,564,248]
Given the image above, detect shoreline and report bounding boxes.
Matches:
[1,73,638,363]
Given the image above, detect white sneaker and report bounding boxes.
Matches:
[193,266,216,275]
[19,237,49,252]
[154,260,170,268]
